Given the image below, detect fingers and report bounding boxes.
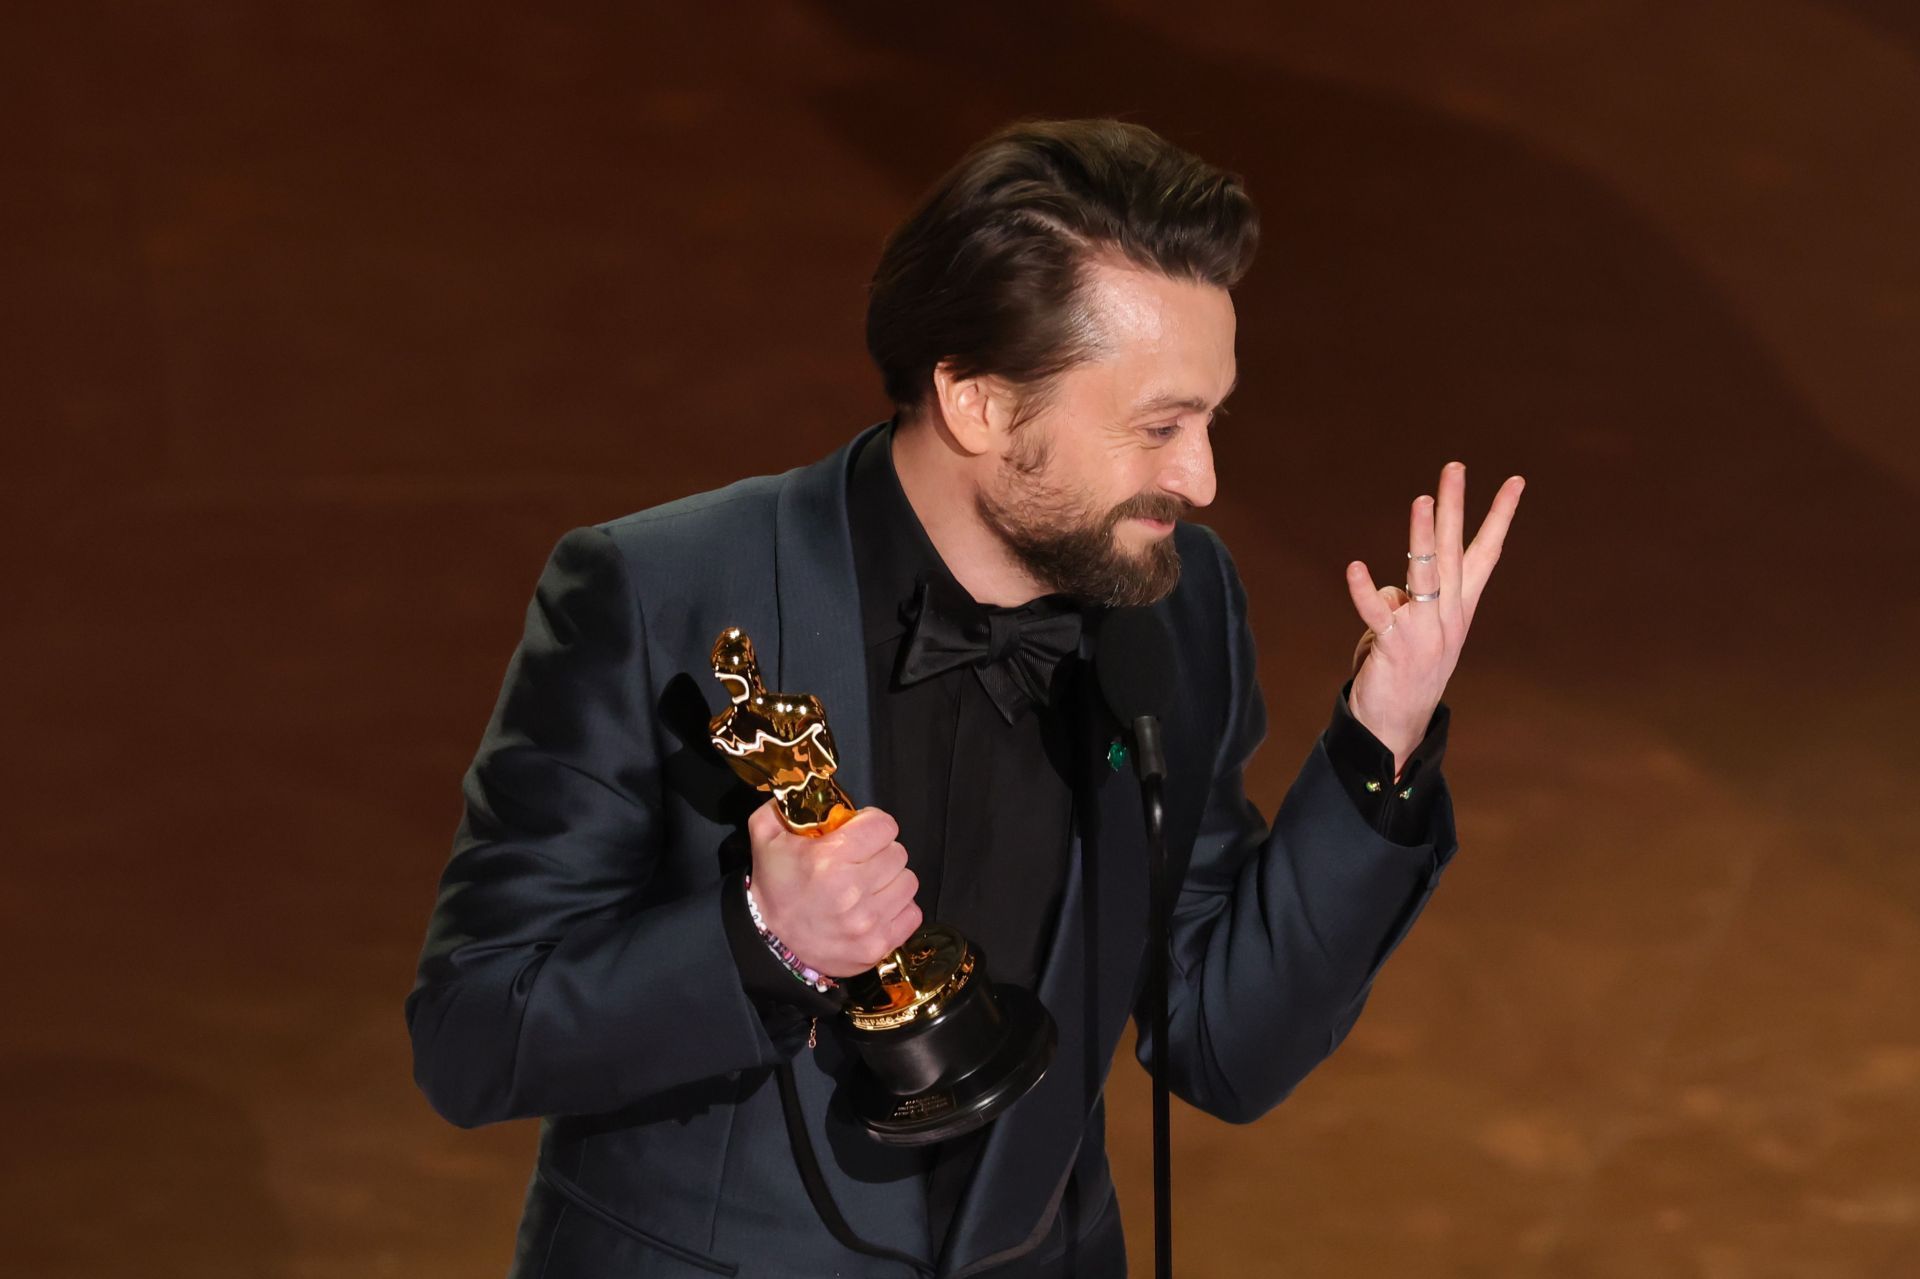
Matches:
[1349,582,1410,676]
[865,841,911,890]
[844,862,916,925]
[852,872,922,966]
[1436,462,1466,614]
[867,863,919,917]
[1406,493,1438,603]
[879,900,925,957]
[1344,560,1397,634]
[834,807,900,861]
[1463,474,1526,616]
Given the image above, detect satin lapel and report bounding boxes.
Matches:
[773,422,884,805]
[773,421,935,1265]
[940,649,1152,1277]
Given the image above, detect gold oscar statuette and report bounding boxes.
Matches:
[709,626,1055,1144]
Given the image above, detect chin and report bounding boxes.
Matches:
[1117,525,1171,556]
[1094,544,1181,608]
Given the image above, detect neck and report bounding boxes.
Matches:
[890,414,1050,608]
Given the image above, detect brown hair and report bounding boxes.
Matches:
[866,118,1259,423]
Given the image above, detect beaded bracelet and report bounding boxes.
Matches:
[743,875,838,994]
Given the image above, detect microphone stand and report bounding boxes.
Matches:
[1131,714,1172,1279]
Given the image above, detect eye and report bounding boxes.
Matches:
[1145,422,1181,443]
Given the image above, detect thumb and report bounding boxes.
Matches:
[748,797,787,844]
[1351,587,1411,678]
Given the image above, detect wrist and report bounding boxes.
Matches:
[1344,690,1422,773]
[743,875,838,995]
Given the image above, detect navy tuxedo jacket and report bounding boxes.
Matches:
[407,422,1459,1277]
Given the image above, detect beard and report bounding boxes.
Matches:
[975,427,1190,608]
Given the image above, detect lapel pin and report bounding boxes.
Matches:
[1108,738,1128,772]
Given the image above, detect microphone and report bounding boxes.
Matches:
[1093,606,1177,1279]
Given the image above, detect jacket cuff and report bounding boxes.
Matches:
[1321,678,1450,847]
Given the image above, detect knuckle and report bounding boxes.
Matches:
[860,808,899,844]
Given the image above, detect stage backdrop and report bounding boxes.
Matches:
[3,3,1914,1275]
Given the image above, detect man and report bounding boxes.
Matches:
[407,118,1524,1277]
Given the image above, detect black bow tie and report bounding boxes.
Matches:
[897,572,1084,723]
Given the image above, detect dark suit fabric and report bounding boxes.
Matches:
[406,422,1460,1277]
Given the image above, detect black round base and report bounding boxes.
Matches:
[842,985,1056,1147]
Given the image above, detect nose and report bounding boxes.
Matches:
[1159,426,1217,510]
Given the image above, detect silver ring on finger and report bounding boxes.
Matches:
[1407,551,1436,564]
[1406,586,1441,602]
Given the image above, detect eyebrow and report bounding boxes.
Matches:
[1133,371,1239,416]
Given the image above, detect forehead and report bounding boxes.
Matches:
[1069,257,1237,409]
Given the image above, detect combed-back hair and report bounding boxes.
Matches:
[866,118,1259,423]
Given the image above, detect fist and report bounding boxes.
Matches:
[746,800,923,978]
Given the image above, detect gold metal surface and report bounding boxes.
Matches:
[708,627,856,835]
[847,926,976,1030]
[709,626,976,1023]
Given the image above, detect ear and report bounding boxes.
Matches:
[931,362,1017,459]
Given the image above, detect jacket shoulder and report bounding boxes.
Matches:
[596,473,782,561]
[582,472,792,610]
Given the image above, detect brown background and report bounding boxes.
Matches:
[3,2,1916,1275]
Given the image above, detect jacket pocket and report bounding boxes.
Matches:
[535,1161,739,1276]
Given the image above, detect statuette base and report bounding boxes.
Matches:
[843,983,1055,1147]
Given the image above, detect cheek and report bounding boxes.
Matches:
[1033,427,1149,515]
[1121,455,1165,504]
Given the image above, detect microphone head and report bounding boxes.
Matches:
[1093,606,1176,729]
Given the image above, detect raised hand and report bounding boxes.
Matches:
[1343,461,1525,779]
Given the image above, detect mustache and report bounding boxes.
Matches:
[1109,492,1194,525]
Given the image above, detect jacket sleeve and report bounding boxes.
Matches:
[405,526,784,1128]
[1135,534,1459,1124]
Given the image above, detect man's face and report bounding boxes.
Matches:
[976,257,1237,607]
